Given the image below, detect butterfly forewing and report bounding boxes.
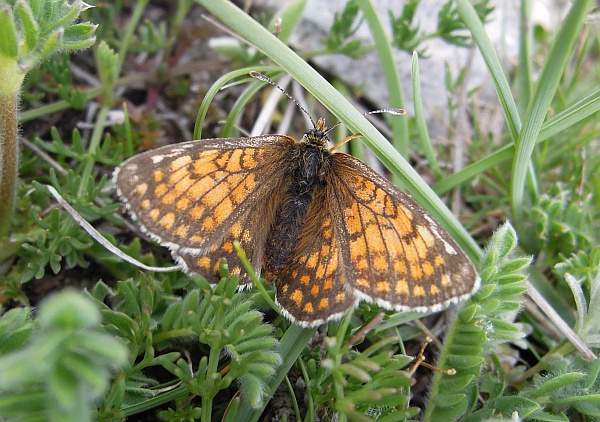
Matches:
[329,153,480,312]
[113,135,294,283]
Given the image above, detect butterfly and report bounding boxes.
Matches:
[113,75,479,327]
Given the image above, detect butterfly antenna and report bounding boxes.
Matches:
[249,71,317,128]
[323,108,406,136]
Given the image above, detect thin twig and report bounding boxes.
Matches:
[526,280,596,360]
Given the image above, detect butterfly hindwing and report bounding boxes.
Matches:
[272,187,358,326]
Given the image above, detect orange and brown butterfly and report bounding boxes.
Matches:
[113,72,480,327]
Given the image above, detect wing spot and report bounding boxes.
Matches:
[318,298,329,310]
[373,255,389,272]
[410,262,424,280]
[176,197,190,211]
[306,253,319,269]
[174,175,195,195]
[215,152,231,167]
[230,183,250,204]
[394,260,407,274]
[350,237,367,255]
[242,151,257,167]
[364,223,385,253]
[422,261,434,276]
[290,289,303,308]
[413,234,429,259]
[189,176,216,199]
[356,278,369,288]
[149,208,160,220]
[190,205,205,220]
[413,284,425,298]
[153,170,164,182]
[159,213,175,229]
[230,222,242,237]
[170,155,192,170]
[417,225,436,247]
[193,159,218,175]
[343,203,362,235]
[242,229,252,242]
[174,225,188,237]
[214,198,234,224]
[197,257,211,270]
[434,255,445,267]
[395,279,409,296]
[161,190,178,206]
[226,149,243,171]
[134,183,148,196]
[356,257,369,270]
[155,183,168,196]
[203,216,215,230]
[203,183,230,207]
[376,281,390,292]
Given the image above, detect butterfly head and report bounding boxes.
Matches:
[301,118,337,149]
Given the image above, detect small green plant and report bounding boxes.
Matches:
[86,266,281,421]
[0,290,128,422]
[0,0,96,239]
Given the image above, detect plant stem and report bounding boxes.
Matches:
[0,52,26,238]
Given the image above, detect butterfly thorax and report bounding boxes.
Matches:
[263,125,333,278]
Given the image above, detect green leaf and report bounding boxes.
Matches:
[0,307,33,354]
[38,28,63,62]
[526,373,586,399]
[0,7,19,57]
[431,392,466,407]
[14,0,39,53]
[466,396,540,420]
[53,0,86,29]
[62,23,97,50]
[38,290,101,329]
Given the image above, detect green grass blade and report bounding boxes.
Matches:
[455,0,521,143]
[411,51,442,180]
[356,0,409,160]
[509,0,594,226]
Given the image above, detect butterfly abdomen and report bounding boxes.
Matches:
[263,141,331,276]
